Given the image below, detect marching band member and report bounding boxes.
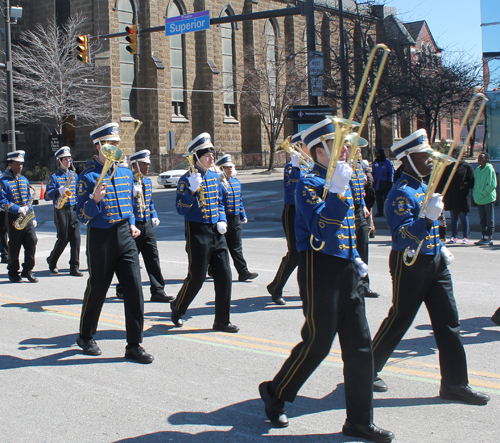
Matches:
[215,154,258,282]
[0,150,38,283]
[115,150,173,303]
[75,123,153,364]
[45,146,82,276]
[372,129,489,405]
[267,131,305,305]
[259,118,394,443]
[173,133,238,333]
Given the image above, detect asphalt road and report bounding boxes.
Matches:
[1,170,498,442]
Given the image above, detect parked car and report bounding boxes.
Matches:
[157,162,189,188]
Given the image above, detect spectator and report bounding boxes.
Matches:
[372,149,394,217]
[472,152,497,245]
[438,149,475,244]
[362,160,376,238]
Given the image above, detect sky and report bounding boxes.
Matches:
[377,0,483,62]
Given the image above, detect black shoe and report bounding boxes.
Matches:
[21,271,39,283]
[207,267,213,278]
[116,291,124,300]
[365,289,380,298]
[47,257,58,274]
[267,283,286,305]
[125,344,154,364]
[491,309,500,326]
[259,381,289,428]
[9,274,23,283]
[440,384,490,405]
[213,321,240,333]
[151,292,175,303]
[373,376,388,392]
[171,302,183,327]
[70,269,83,277]
[2,256,9,264]
[369,231,376,239]
[238,272,258,282]
[342,421,394,443]
[76,335,102,355]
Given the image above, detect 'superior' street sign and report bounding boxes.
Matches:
[165,11,210,37]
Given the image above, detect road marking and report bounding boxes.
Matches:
[2,294,499,392]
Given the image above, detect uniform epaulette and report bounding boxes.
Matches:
[397,179,409,191]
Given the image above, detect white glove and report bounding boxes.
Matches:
[241,217,248,224]
[355,257,368,277]
[425,194,444,221]
[18,206,28,215]
[217,221,227,234]
[188,173,202,192]
[152,217,160,227]
[440,246,455,265]
[329,161,352,196]
[291,154,300,168]
[58,186,67,195]
[32,220,37,228]
[133,184,142,197]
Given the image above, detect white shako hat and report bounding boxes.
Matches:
[55,146,71,159]
[129,149,151,164]
[90,123,121,143]
[7,150,25,162]
[301,118,335,151]
[215,154,234,168]
[390,129,434,160]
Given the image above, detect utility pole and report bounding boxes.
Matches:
[305,0,318,106]
[4,0,16,152]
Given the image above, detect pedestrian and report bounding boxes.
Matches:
[438,148,474,244]
[172,133,239,333]
[372,149,394,217]
[0,150,38,283]
[472,151,497,245]
[45,146,83,276]
[215,153,258,282]
[363,159,376,238]
[371,129,490,406]
[115,149,174,303]
[267,131,307,305]
[75,122,153,364]
[259,118,394,443]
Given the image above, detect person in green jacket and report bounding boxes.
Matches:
[472,152,497,245]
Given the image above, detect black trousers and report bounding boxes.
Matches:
[7,213,37,277]
[372,250,468,387]
[0,211,8,261]
[79,221,144,344]
[270,250,374,426]
[175,221,232,324]
[354,204,371,292]
[225,214,248,275]
[48,205,81,270]
[268,204,299,297]
[117,220,165,295]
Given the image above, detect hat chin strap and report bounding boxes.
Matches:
[407,154,425,179]
[322,140,332,159]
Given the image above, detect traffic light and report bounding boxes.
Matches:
[125,25,138,55]
[76,35,88,63]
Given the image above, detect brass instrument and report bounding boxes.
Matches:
[54,165,76,209]
[133,172,146,217]
[185,153,206,206]
[14,196,35,230]
[277,136,313,173]
[403,93,488,266]
[310,44,390,251]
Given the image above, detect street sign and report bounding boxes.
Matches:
[165,11,210,37]
[50,130,60,152]
[309,52,323,97]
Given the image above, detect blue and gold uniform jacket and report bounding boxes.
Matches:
[45,168,78,207]
[350,164,366,206]
[385,171,442,255]
[133,175,158,222]
[0,169,36,220]
[176,167,227,224]
[283,162,302,205]
[221,176,246,220]
[295,162,359,260]
[76,159,135,228]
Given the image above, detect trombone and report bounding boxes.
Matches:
[310,43,390,251]
[403,93,488,266]
[277,136,313,173]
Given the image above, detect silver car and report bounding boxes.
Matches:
[157,169,188,188]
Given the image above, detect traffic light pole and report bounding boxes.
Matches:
[4,0,16,152]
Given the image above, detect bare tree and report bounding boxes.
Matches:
[0,15,109,138]
[239,43,307,171]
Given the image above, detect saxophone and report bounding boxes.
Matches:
[54,167,76,209]
[14,196,35,230]
[186,153,206,207]
[134,172,146,217]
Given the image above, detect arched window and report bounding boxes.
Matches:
[168,1,187,119]
[118,0,136,116]
[265,20,278,107]
[221,8,237,120]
